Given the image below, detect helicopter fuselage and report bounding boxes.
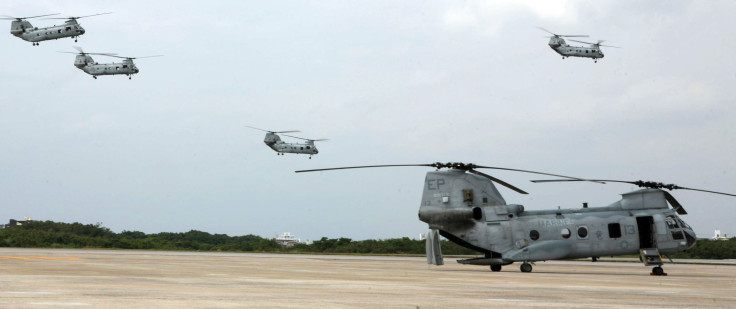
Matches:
[264,132,319,156]
[548,37,604,60]
[11,19,84,43]
[73,55,140,78]
[420,170,696,268]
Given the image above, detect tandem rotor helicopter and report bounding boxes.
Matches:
[538,27,620,63]
[59,46,162,79]
[246,126,327,159]
[1,12,110,46]
[297,162,735,275]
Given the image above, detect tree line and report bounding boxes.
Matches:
[1,220,734,259]
[0,220,474,255]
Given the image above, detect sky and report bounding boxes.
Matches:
[1,0,734,241]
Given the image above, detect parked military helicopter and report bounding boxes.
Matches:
[245,126,327,159]
[297,162,735,275]
[59,46,162,79]
[538,27,619,63]
[1,13,110,45]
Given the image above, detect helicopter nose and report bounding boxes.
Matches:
[684,230,697,249]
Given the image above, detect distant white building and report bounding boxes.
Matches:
[713,229,730,240]
[274,232,302,247]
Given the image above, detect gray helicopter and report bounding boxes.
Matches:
[297,162,735,275]
[59,47,162,79]
[1,13,110,46]
[246,126,327,159]
[538,27,619,63]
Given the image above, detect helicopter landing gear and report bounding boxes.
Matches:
[93,76,97,79]
[651,266,666,276]
[594,60,598,63]
[520,262,533,273]
[490,265,502,272]
[33,42,38,46]
[309,156,312,159]
[129,76,132,80]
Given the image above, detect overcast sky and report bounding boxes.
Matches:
[1,1,734,241]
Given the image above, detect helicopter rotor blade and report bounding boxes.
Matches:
[42,12,112,20]
[105,54,163,60]
[282,134,328,142]
[296,164,434,173]
[663,192,688,215]
[244,125,300,134]
[1,13,60,20]
[472,165,605,184]
[531,179,736,197]
[537,26,556,35]
[73,46,84,53]
[468,169,528,195]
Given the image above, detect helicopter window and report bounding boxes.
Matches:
[300,147,304,150]
[306,146,311,149]
[665,216,679,229]
[529,230,540,241]
[608,223,622,238]
[676,218,690,229]
[123,65,128,68]
[585,50,588,53]
[561,228,571,239]
[58,29,62,34]
[66,27,71,31]
[671,232,684,240]
[577,227,588,239]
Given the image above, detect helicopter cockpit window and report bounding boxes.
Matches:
[676,217,691,229]
[123,65,128,68]
[66,27,71,31]
[561,228,571,239]
[665,216,679,229]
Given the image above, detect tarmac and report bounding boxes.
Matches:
[1,248,735,308]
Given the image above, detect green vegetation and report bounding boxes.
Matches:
[670,238,736,259]
[0,220,474,255]
[3,221,734,259]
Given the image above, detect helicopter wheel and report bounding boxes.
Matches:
[520,263,532,273]
[93,76,97,79]
[490,265,502,272]
[652,266,665,276]
[129,76,132,80]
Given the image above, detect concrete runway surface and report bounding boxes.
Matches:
[1,248,735,308]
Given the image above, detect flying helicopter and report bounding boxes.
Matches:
[1,13,110,46]
[245,126,327,159]
[297,162,735,275]
[538,27,619,63]
[59,46,162,79]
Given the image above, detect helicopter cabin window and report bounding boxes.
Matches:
[57,29,62,34]
[116,67,120,71]
[561,228,571,239]
[123,65,128,68]
[671,231,684,240]
[577,226,588,239]
[608,223,622,238]
[585,50,588,53]
[306,146,311,149]
[529,230,540,241]
[300,147,304,150]
[66,27,71,31]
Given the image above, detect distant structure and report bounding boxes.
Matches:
[274,232,303,247]
[713,229,730,240]
[1,217,33,229]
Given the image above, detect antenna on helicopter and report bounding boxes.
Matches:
[296,162,601,195]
